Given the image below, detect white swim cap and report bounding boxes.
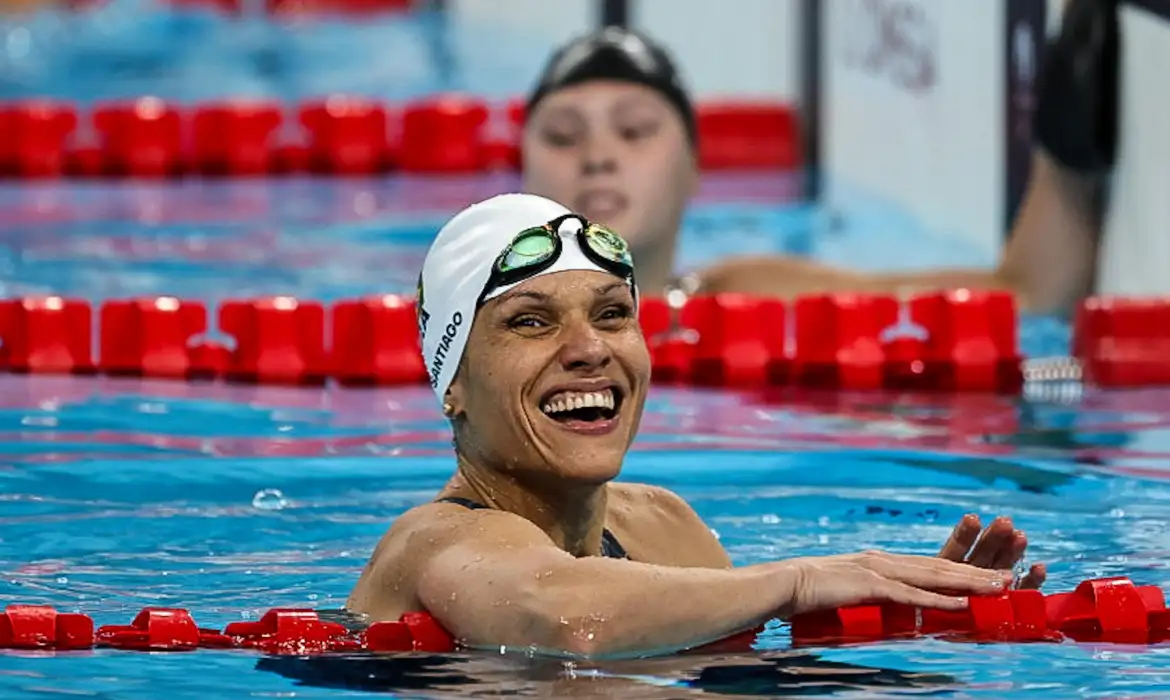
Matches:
[417,193,636,402]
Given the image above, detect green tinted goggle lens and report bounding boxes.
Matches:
[496,225,631,274]
[498,230,557,272]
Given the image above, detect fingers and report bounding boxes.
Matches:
[990,529,1027,571]
[1017,563,1047,590]
[967,517,1016,568]
[937,514,981,561]
[862,551,1012,596]
[874,577,970,611]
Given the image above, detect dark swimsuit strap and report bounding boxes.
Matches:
[436,497,629,560]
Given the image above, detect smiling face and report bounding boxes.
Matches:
[445,269,650,486]
[521,80,698,258]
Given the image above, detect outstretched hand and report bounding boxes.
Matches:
[784,551,1012,616]
[938,514,1046,590]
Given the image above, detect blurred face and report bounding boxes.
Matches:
[447,270,650,486]
[522,81,698,256]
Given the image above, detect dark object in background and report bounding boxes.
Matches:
[1034,0,1120,174]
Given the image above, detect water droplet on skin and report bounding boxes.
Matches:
[558,617,569,626]
[449,592,457,601]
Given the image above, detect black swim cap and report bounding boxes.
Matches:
[525,27,697,144]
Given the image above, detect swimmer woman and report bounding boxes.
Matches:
[346,193,1045,658]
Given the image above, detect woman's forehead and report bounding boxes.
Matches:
[530,82,672,121]
[494,270,632,304]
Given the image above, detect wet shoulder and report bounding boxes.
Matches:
[605,483,730,568]
[347,501,515,621]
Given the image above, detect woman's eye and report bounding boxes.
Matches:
[598,304,634,322]
[509,315,547,329]
[542,130,577,148]
[620,122,658,141]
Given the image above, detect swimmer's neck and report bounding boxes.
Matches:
[444,455,610,558]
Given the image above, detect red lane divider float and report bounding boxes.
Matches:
[0,290,1025,391]
[0,97,799,179]
[5,577,1170,654]
[0,290,1161,390]
[1073,297,1170,388]
[792,576,1170,647]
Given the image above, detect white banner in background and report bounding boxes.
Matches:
[821,0,1046,262]
[445,0,805,102]
[1098,1,1170,297]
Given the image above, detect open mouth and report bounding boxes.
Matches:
[540,387,623,427]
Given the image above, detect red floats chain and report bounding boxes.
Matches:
[790,576,1170,646]
[1073,297,1170,387]
[0,98,798,178]
[299,98,391,175]
[0,102,78,178]
[399,97,492,174]
[0,297,94,374]
[697,103,801,171]
[0,606,454,653]
[92,100,184,178]
[0,605,93,650]
[191,102,284,176]
[639,290,1021,392]
[219,298,328,384]
[0,290,1027,390]
[101,298,212,379]
[5,577,1170,654]
[331,295,425,386]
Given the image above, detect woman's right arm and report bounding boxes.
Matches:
[406,507,1012,659]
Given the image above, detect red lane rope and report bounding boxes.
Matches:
[3,576,1168,653]
[0,290,1160,390]
[0,97,800,179]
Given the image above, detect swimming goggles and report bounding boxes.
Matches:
[476,213,636,306]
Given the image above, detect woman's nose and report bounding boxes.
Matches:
[580,135,618,176]
[557,320,611,372]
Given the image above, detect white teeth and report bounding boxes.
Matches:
[541,389,616,415]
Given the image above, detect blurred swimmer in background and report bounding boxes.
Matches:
[520,7,1117,318]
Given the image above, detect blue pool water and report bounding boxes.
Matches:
[3,5,1170,698]
[2,174,1170,699]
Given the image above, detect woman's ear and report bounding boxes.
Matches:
[442,382,464,418]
